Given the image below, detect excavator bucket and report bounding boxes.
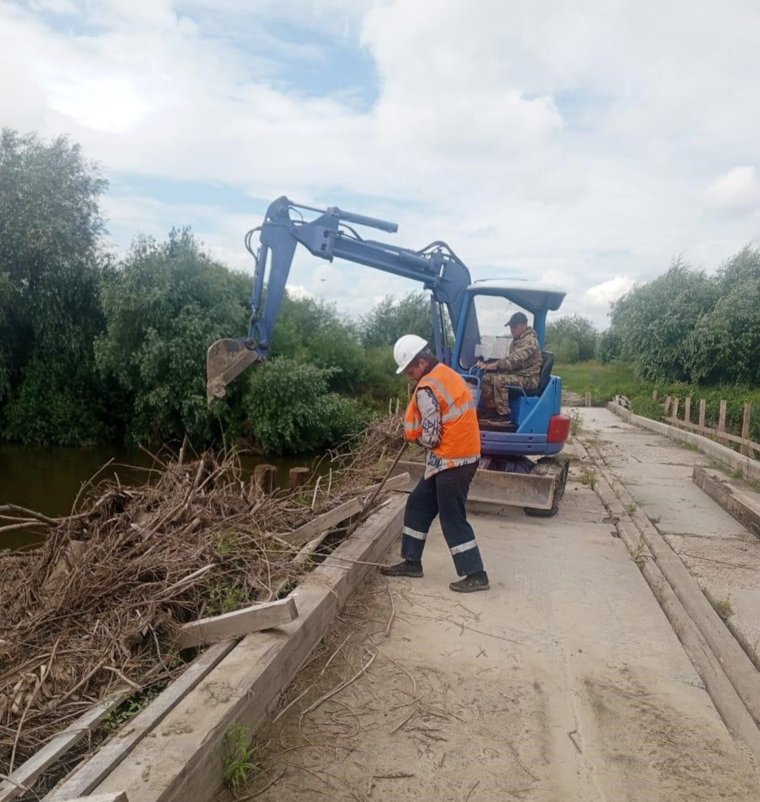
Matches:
[206,338,261,404]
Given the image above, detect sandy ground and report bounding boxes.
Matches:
[220,438,760,801]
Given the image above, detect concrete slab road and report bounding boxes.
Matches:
[240,473,760,801]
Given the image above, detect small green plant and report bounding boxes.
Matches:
[222,724,259,791]
[706,591,734,623]
[577,467,597,490]
[730,468,744,480]
[626,502,637,515]
[209,580,248,615]
[215,530,238,557]
[570,409,583,437]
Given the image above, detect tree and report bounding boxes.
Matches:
[359,291,436,347]
[0,129,110,444]
[270,294,366,395]
[607,261,718,382]
[546,315,597,363]
[243,358,365,454]
[686,247,760,385]
[96,229,251,445]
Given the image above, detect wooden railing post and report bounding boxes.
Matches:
[652,389,658,401]
[741,403,752,457]
[584,392,591,408]
[698,399,706,430]
[663,396,672,415]
[718,400,727,433]
[684,397,692,425]
[672,398,679,425]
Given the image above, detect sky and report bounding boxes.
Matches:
[2,0,760,328]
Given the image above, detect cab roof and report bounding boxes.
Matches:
[466,279,566,312]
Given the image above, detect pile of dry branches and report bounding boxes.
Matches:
[0,416,404,775]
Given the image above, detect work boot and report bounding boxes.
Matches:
[380,560,423,578]
[449,571,490,593]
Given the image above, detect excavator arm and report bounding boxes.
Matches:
[206,196,478,402]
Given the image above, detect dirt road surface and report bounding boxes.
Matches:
[235,409,760,802]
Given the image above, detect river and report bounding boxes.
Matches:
[0,443,322,550]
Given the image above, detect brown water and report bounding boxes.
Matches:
[0,443,322,550]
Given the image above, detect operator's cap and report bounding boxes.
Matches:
[506,311,528,327]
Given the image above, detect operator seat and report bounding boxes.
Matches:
[508,351,555,397]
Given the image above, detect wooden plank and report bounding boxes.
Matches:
[672,397,679,424]
[280,497,363,546]
[692,467,760,539]
[58,794,127,802]
[95,496,406,802]
[0,692,131,802]
[279,475,408,550]
[718,400,727,432]
[177,598,298,649]
[684,396,691,425]
[663,395,672,414]
[699,399,706,429]
[46,642,236,801]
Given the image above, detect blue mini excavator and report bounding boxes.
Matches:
[206,197,571,516]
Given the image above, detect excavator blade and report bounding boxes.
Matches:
[206,338,261,404]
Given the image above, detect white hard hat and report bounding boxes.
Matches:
[393,334,428,374]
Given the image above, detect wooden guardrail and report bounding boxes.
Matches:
[661,393,758,458]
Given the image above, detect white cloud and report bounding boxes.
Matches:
[2,0,760,325]
[584,275,635,308]
[704,166,760,210]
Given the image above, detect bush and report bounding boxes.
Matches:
[243,358,367,454]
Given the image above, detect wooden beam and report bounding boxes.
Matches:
[718,399,727,433]
[698,399,706,429]
[177,598,298,649]
[288,467,310,490]
[684,396,691,425]
[672,397,679,423]
[56,794,128,802]
[279,473,409,548]
[46,642,236,801]
[0,691,131,802]
[280,497,363,547]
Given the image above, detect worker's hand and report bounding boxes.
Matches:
[476,360,496,372]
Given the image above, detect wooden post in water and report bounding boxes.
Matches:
[684,397,692,425]
[718,400,727,433]
[252,464,277,496]
[698,399,706,431]
[741,403,752,457]
[289,467,310,490]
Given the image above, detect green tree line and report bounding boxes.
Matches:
[0,130,434,454]
[600,250,760,385]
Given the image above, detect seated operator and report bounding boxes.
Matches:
[476,311,541,421]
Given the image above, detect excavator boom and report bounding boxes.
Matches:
[206,196,474,401]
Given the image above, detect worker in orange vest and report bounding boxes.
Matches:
[380,335,490,592]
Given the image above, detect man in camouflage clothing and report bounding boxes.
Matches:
[477,312,541,421]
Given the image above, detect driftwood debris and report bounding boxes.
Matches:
[0,416,405,790]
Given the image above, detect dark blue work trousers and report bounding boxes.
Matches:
[401,462,485,576]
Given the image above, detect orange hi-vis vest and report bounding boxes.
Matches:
[404,363,481,466]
